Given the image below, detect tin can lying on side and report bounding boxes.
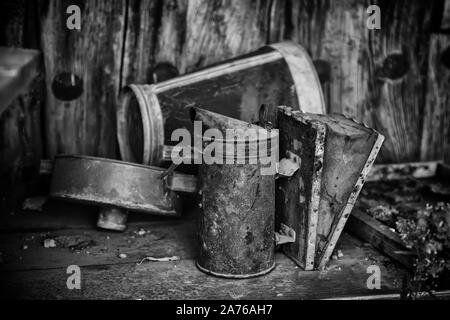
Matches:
[49,155,197,231]
[117,41,324,165]
[192,108,278,278]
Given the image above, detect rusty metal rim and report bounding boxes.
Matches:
[51,193,179,216]
[55,154,169,172]
[198,130,279,144]
[196,261,276,279]
[152,51,282,93]
[117,84,164,165]
[54,155,195,193]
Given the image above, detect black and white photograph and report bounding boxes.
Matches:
[0,0,449,305]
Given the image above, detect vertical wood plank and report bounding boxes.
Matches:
[156,0,274,73]
[284,0,367,117]
[420,34,450,162]
[284,0,435,163]
[154,0,188,70]
[121,0,160,86]
[359,0,434,163]
[40,0,126,158]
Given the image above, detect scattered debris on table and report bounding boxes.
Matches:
[53,235,96,251]
[353,173,450,298]
[137,256,180,265]
[135,229,147,236]
[43,238,56,248]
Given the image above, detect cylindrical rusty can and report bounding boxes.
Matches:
[192,108,278,278]
[117,41,324,165]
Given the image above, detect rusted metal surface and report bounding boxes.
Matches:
[302,114,384,270]
[50,155,197,216]
[274,108,384,270]
[275,106,325,270]
[117,41,325,165]
[193,109,277,278]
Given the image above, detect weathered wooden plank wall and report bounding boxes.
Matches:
[40,0,126,158]
[276,0,439,163]
[421,34,450,162]
[1,0,450,195]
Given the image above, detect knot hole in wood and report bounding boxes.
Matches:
[376,52,410,81]
[51,72,83,101]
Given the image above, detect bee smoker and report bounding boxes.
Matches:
[192,108,278,278]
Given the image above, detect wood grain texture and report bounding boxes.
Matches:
[156,0,273,73]
[40,0,126,158]
[347,209,414,269]
[0,218,196,272]
[121,0,160,86]
[0,247,404,300]
[359,0,435,163]
[5,0,443,166]
[420,34,450,162]
[284,0,367,117]
[0,202,405,299]
[282,0,438,163]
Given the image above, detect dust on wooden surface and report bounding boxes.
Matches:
[0,200,406,299]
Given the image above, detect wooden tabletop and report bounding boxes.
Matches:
[0,199,408,300]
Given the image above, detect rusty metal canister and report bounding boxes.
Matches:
[192,108,278,278]
[117,41,324,165]
[49,155,198,231]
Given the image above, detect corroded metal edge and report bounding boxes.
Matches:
[269,42,326,114]
[152,51,282,92]
[51,192,180,216]
[277,106,324,270]
[53,155,169,172]
[317,129,385,270]
[196,261,276,279]
[305,120,326,270]
[117,84,164,165]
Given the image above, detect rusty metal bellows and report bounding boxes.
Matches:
[193,108,277,278]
